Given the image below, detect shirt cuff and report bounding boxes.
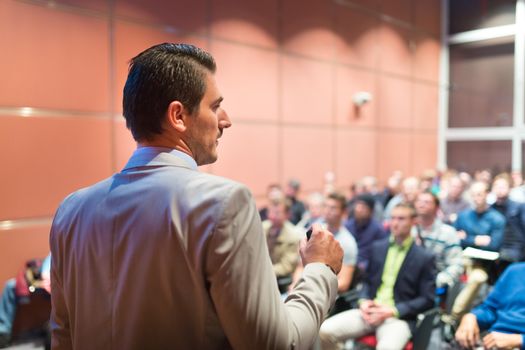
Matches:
[392,306,399,318]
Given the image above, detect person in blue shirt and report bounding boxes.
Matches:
[451,181,505,321]
[344,194,387,274]
[455,262,525,350]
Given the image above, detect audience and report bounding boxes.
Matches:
[285,179,306,225]
[491,174,525,263]
[319,203,436,350]
[262,197,302,286]
[451,181,505,322]
[414,191,464,290]
[383,176,420,222]
[296,192,324,229]
[322,192,358,293]
[344,194,387,274]
[258,183,282,222]
[441,175,471,225]
[291,192,358,294]
[455,262,525,350]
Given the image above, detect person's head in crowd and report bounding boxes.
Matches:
[386,171,403,195]
[492,173,512,204]
[474,169,492,186]
[306,192,325,221]
[123,43,231,166]
[415,191,440,221]
[470,181,489,212]
[401,176,420,204]
[265,183,283,201]
[511,170,523,188]
[419,169,436,193]
[447,175,465,201]
[323,192,347,231]
[458,171,472,188]
[285,179,301,199]
[353,194,375,224]
[390,203,417,243]
[361,176,379,195]
[267,196,291,229]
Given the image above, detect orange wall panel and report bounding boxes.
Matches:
[210,0,279,49]
[115,0,207,34]
[378,23,413,77]
[281,56,333,125]
[334,7,379,68]
[378,75,412,129]
[212,41,279,123]
[0,116,112,220]
[281,126,334,193]
[0,1,110,112]
[335,128,377,188]
[377,130,412,181]
[281,0,336,61]
[212,123,280,197]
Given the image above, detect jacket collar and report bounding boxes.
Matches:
[122,147,198,172]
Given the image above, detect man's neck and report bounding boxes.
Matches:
[475,204,488,213]
[394,233,410,245]
[418,215,435,229]
[327,223,340,235]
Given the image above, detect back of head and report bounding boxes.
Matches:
[123,43,216,141]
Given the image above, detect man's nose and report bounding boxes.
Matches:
[218,108,232,129]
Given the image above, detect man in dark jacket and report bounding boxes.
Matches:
[319,203,436,350]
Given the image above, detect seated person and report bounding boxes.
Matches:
[451,181,505,322]
[344,194,387,274]
[491,174,525,263]
[414,191,463,290]
[0,253,51,348]
[296,192,324,229]
[455,262,525,350]
[319,203,436,350]
[291,192,358,294]
[441,175,471,225]
[262,196,302,289]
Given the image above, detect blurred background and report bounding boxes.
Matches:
[0,0,522,287]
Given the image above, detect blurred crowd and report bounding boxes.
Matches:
[260,168,525,349]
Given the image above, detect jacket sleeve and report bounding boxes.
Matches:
[395,252,436,319]
[487,213,505,252]
[206,184,338,350]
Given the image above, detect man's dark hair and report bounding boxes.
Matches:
[327,192,347,211]
[393,202,417,218]
[421,190,440,207]
[123,43,216,141]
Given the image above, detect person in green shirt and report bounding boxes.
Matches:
[319,203,436,350]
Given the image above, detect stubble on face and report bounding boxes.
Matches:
[186,73,223,166]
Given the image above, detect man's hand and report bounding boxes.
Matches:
[457,230,467,240]
[455,313,480,349]
[300,223,343,274]
[359,301,394,327]
[365,304,395,327]
[483,332,523,349]
[359,300,375,324]
[474,235,491,247]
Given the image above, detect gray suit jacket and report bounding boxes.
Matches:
[50,147,338,350]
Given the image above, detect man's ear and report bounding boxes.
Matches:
[166,101,188,132]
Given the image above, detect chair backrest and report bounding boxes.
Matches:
[412,308,440,350]
[445,281,462,315]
